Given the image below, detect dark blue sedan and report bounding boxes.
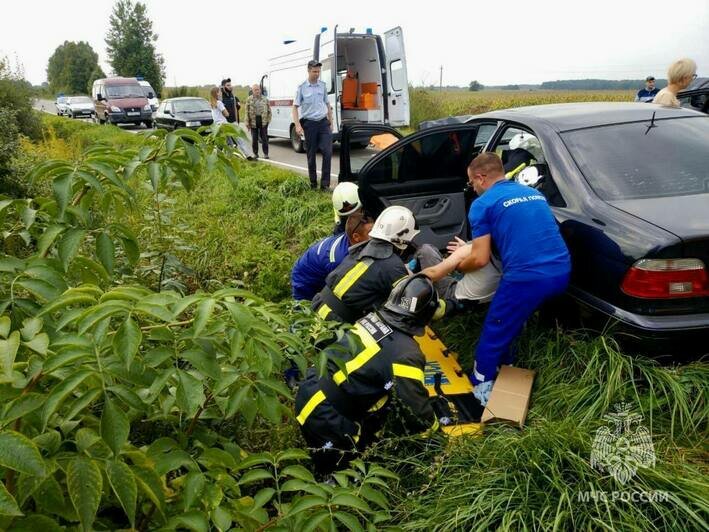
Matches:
[338,103,709,348]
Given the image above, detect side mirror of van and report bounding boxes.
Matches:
[97,94,104,101]
[148,92,154,99]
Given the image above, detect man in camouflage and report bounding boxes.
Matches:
[246,84,272,159]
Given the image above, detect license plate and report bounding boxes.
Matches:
[186,121,201,127]
[127,111,140,116]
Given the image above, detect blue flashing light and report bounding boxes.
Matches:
[366,27,372,34]
[283,39,295,44]
[320,26,327,33]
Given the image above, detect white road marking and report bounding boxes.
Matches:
[259,157,320,176]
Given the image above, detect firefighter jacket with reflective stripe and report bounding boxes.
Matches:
[295,312,438,442]
[311,239,408,323]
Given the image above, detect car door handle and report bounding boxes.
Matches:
[423,199,439,209]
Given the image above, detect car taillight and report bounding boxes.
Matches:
[622,258,709,299]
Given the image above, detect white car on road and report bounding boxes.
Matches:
[65,96,95,119]
[55,96,69,116]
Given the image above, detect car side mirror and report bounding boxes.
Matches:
[97,94,104,101]
[148,92,154,99]
[166,110,173,116]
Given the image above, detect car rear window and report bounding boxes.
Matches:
[562,117,709,200]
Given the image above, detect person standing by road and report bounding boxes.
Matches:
[292,60,333,190]
[209,86,229,126]
[634,76,660,103]
[221,78,240,124]
[246,84,271,159]
[653,58,697,108]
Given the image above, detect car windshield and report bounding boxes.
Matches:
[56,97,66,103]
[70,97,92,104]
[106,84,144,98]
[562,117,709,200]
[141,85,155,97]
[173,99,210,113]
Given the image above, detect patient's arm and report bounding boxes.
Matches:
[421,244,472,281]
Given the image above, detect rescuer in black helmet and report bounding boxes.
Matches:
[295,274,443,474]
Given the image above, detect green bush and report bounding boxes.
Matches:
[165,86,200,98]
[0,59,40,141]
[0,123,397,530]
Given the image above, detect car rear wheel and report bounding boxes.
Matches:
[290,125,305,153]
[144,120,153,129]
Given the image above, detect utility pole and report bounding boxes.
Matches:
[439,65,443,91]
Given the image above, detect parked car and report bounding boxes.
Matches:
[91,77,154,128]
[154,97,213,130]
[138,79,160,112]
[55,96,68,116]
[678,77,709,114]
[338,103,709,348]
[64,96,95,119]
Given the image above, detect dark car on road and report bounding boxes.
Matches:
[338,103,709,348]
[154,97,213,131]
[678,77,709,114]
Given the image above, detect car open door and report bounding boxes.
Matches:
[357,122,499,250]
[339,123,403,183]
[383,27,410,127]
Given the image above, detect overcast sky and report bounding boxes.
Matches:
[3,0,708,87]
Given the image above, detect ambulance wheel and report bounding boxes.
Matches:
[290,125,305,153]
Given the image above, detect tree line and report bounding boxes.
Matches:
[46,0,164,96]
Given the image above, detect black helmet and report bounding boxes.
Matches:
[382,274,439,326]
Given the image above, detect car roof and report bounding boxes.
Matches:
[98,77,140,85]
[467,102,702,132]
[679,77,709,93]
[164,97,208,102]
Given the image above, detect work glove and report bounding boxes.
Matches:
[472,380,494,406]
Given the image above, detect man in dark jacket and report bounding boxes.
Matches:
[295,274,442,474]
[220,78,240,124]
[311,206,417,323]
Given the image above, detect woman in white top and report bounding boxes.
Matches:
[653,58,697,108]
[210,86,229,125]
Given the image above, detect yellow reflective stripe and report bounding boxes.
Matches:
[317,303,332,320]
[333,323,380,384]
[296,390,326,425]
[332,261,370,298]
[392,363,425,383]
[367,395,389,413]
[330,235,344,263]
[505,162,527,179]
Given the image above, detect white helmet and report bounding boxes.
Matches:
[509,133,545,163]
[369,206,419,249]
[332,182,361,217]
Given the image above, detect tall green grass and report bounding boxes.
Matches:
[374,314,708,531]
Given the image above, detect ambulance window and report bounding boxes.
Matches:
[321,58,334,94]
[390,60,404,91]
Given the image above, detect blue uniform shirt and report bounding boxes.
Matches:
[291,234,350,300]
[635,88,660,103]
[469,180,570,281]
[294,80,329,121]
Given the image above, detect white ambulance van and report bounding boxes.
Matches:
[264,26,409,152]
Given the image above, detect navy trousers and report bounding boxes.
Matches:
[302,118,332,188]
[472,272,570,384]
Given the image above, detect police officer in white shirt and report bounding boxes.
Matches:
[292,60,334,190]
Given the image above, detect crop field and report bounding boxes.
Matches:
[0,105,705,531]
[409,88,634,127]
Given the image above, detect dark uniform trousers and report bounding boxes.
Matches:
[294,313,439,474]
[302,117,333,188]
[311,239,408,324]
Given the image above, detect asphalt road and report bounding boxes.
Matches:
[34,98,340,182]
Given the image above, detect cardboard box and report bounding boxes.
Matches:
[481,366,535,428]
